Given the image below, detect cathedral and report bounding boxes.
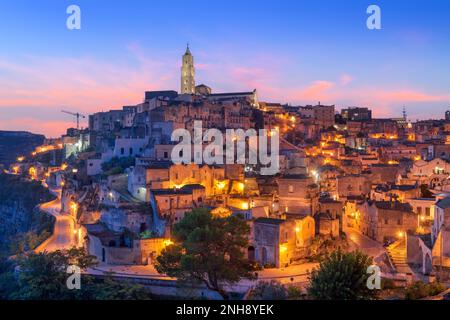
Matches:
[179,45,258,107]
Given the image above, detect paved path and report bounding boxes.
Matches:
[35,188,77,253]
[89,262,319,287]
[345,228,386,258]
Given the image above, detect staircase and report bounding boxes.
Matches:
[387,240,414,274]
[387,240,432,283]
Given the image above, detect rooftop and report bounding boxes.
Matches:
[436,197,450,209]
[375,201,413,212]
[254,217,285,225]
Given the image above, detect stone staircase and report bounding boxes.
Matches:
[387,240,414,275]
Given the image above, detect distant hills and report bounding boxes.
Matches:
[0,130,45,166]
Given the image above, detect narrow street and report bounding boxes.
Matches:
[35,188,77,253]
[345,228,386,259]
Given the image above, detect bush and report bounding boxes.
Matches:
[405,281,446,300]
[287,285,304,300]
[381,278,396,290]
[250,281,288,300]
[101,156,135,175]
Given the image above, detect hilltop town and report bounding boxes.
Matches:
[4,46,450,299]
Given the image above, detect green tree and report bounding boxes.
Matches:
[13,248,97,300]
[155,208,258,300]
[308,249,377,300]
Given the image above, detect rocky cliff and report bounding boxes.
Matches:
[0,173,55,256]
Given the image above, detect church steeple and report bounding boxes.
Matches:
[181,44,195,94]
[185,43,191,55]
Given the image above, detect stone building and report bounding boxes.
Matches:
[251,216,315,268]
[336,174,371,200]
[360,201,418,243]
[315,212,340,238]
[278,174,319,215]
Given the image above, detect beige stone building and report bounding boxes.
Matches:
[250,216,315,268]
[278,174,319,215]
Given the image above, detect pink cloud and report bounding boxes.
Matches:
[289,80,335,102]
[0,49,177,114]
[1,45,450,136]
[340,74,353,86]
[372,89,450,103]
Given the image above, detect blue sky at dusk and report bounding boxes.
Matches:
[0,0,449,137]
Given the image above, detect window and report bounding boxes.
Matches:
[129,147,133,155]
[288,185,294,193]
[384,219,389,225]
[417,207,422,214]
[164,152,168,159]
[120,147,125,155]
[397,219,402,225]
[425,207,431,216]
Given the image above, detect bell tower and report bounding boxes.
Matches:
[181,44,195,94]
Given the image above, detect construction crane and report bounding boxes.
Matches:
[61,110,86,129]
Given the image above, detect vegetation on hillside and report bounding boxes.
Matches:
[0,173,56,256]
[101,156,135,175]
[0,248,152,300]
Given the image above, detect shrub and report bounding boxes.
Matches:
[250,281,288,300]
[405,281,446,300]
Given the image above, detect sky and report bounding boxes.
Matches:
[0,0,449,137]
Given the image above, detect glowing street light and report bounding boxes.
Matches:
[163,239,174,247]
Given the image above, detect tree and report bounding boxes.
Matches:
[155,208,258,300]
[13,248,97,300]
[308,249,377,300]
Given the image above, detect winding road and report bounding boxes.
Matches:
[35,187,77,253]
